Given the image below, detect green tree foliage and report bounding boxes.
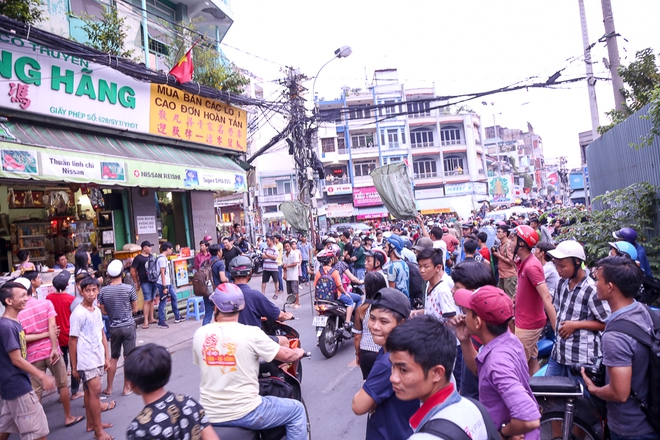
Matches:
[76,5,134,58]
[166,22,249,94]
[0,0,45,25]
[541,182,660,271]
[599,48,660,148]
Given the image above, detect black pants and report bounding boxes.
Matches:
[60,345,80,394]
[359,349,379,380]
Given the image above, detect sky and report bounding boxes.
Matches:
[221,0,660,168]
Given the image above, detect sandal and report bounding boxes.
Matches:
[101,400,116,412]
[65,415,85,427]
[272,294,278,300]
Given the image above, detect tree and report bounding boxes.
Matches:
[599,48,660,148]
[542,182,660,271]
[165,21,249,94]
[0,0,45,25]
[75,5,134,59]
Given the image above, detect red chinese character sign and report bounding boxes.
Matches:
[149,84,246,153]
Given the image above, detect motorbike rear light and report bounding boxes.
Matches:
[315,304,328,314]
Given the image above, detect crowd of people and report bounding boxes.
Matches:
[1,208,658,440]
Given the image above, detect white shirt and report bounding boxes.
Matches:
[193,321,280,423]
[156,254,170,286]
[283,250,300,280]
[69,305,105,370]
[425,274,457,320]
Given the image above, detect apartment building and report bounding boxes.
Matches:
[317,69,489,221]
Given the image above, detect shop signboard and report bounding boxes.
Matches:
[353,186,383,207]
[0,143,246,192]
[414,187,444,200]
[356,211,388,220]
[326,203,354,218]
[488,175,514,204]
[0,33,246,153]
[173,259,190,287]
[136,216,157,234]
[444,182,487,196]
[325,183,352,195]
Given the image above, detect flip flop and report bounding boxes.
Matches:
[141,324,149,329]
[272,294,278,300]
[65,415,85,427]
[101,391,112,397]
[122,390,133,396]
[101,400,116,412]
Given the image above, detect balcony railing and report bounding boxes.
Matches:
[260,193,293,203]
[410,112,431,118]
[338,147,349,155]
[324,176,351,185]
[388,142,400,149]
[445,170,465,176]
[411,142,436,149]
[414,172,438,179]
[441,139,463,146]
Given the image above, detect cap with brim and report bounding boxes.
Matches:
[52,271,71,291]
[469,285,513,325]
[453,289,473,309]
[372,287,411,318]
[13,277,31,291]
[412,237,433,252]
[461,224,470,229]
[141,241,154,248]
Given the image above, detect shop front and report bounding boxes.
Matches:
[353,186,388,221]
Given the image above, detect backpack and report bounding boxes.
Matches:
[192,259,215,297]
[146,255,161,283]
[605,304,660,433]
[637,275,660,305]
[405,260,424,306]
[419,396,500,440]
[315,267,338,301]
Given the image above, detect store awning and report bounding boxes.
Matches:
[570,190,586,200]
[416,198,455,214]
[0,122,246,192]
[354,206,389,220]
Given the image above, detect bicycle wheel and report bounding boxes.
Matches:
[539,412,598,440]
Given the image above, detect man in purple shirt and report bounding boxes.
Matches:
[452,285,541,440]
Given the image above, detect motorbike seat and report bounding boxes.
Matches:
[213,426,259,440]
[529,376,582,396]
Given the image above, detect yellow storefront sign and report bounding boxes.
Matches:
[149,84,247,152]
[420,208,452,214]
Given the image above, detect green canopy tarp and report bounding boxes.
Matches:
[370,162,417,220]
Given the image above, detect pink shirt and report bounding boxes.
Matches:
[18,297,58,363]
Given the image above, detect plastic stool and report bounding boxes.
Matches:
[185,297,205,321]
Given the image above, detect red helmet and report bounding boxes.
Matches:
[513,225,539,248]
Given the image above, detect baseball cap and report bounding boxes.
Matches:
[13,277,31,291]
[141,241,154,248]
[453,289,474,309]
[412,237,433,252]
[372,288,411,318]
[547,240,586,261]
[461,224,471,229]
[461,285,513,325]
[107,259,123,278]
[52,271,71,291]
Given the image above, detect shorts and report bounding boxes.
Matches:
[0,391,49,440]
[515,327,543,361]
[262,270,279,283]
[337,294,355,307]
[78,366,105,384]
[141,281,156,301]
[109,325,137,359]
[286,280,299,296]
[30,356,68,399]
[498,276,518,300]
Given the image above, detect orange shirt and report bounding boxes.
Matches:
[314,266,343,299]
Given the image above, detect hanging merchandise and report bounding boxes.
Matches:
[280,201,310,232]
[370,162,417,220]
[89,188,105,210]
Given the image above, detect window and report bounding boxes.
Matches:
[407,101,430,117]
[337,136,347,154]
[441,126,462,145]
[348,106,371,120]
[444,156,465,175]
[380,129,400,148]
[388,156,403,164]
[354,161,377,177]
[321,138,335,153]
[381,100,397,116]
[265,187,278,196]
[411,129,434,148]
[283,181,292,194]
[351,134,375,149]
[413,159,437,179]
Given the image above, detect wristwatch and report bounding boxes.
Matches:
[499,423,511,440]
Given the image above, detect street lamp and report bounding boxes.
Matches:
[312,46,352,104]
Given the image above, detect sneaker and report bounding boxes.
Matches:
[341,328,353,339]
[157,323,169,329]
[174,318,184,323]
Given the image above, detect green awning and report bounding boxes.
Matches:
[0,122,246,192]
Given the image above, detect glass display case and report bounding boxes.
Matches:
[14,221,49,263]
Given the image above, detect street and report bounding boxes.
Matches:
[39,276,368,440]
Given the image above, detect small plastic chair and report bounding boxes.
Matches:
[185,296,205,321]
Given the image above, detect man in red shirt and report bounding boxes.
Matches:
[511,226,557,375]
[193,239,211,270]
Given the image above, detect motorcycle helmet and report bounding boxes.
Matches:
[330,243,342,258]
[203,235,213,242]
[385,234,404,258]
[612,227,638,243]
[317,249,335,265]
[513,225,539,249]
[547,240,586,261]
[609,241,638,260]
[209,283,245,313]
[229,255,253,277]
[370,248,387,268]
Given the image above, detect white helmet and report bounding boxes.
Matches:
[547,240,586,261]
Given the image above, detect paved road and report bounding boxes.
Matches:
[39,276,368,440]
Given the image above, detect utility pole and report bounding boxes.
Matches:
[601,0,626,112]
[579,0,600,139]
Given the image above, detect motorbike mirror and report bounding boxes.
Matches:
[285,294,297,305]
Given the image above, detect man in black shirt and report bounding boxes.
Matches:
[221,237,242,282]
[130,241,157,329]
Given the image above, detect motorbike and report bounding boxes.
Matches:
[213,294,311,440]
[313,282,363,359]
[246,248,264,274]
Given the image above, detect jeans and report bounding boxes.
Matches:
[60,345,79,395]
[277,266,284,292]
[213,395,307,440]
[300,261,309,283]
[611,432,660,440]
[202,295,215,325]
[157,284,181,324]
[354,268,366,281]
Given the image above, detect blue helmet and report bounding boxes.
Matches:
[385,235,404,258]
[609,241,638,260]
